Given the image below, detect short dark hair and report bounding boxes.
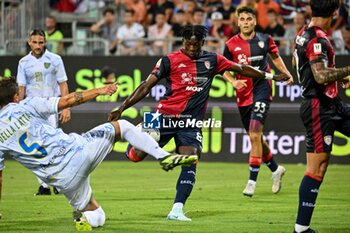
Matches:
[192,8,205,15]
[182,25,208,41]
[0,76,18,107]
[237,7,256,16]
[29,29,46,38]
[155,10,166,16]
[103,8,115,16]
[267,9,278,15]
[311,0,340,18]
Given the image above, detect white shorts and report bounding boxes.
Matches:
[61,123,116,210]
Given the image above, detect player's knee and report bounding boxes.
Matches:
[84,206,106,227]
[248,132,261,144]
[126,145,146,162]
[117,119,132,136]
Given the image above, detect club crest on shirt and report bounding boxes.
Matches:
[258,41,265,49]
[324,135,332,146]
[313,43,322,55]
[204,61,210,70]
[44,63,51,69]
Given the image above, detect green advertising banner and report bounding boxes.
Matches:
[1,56,349,163]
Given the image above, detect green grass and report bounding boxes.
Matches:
[0,161,349,233]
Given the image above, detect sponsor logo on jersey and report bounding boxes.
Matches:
[178,63,186,68]
[34,72,43,82]
[186,86,203,92]
[234,47,242,51]
[313,43,322,55]
[248,56,264,62]
[238,54,248,64]
[181,73,194,84]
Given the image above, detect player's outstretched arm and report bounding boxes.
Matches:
[311,62,350,85]
[222,71,247,89]
[57,83,117,110]
[108,75,158,121]
[230,63,290,82]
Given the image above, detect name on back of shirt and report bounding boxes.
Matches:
[0,113,32,143]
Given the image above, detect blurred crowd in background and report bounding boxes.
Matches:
[1,0,350,56]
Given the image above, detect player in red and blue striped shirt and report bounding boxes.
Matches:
[109,25,290,221]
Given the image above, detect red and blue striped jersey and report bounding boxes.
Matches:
[223,32,278,106]
[294,26,337,99]
[151,49,235,120]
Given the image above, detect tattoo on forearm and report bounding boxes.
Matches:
[312,63,350,83]
[74,92,84,104]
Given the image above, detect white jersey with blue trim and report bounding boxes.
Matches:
[16,50,68,98]
[0,97,84,187]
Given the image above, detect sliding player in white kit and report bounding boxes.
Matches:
[0,76,198,230]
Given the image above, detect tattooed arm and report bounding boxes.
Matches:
[311,61,350,85]
[57,83,118,110]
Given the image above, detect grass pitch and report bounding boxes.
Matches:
[0,161,349,233]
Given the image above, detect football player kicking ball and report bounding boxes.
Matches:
[109,25,290,221]
[0,77,198,230]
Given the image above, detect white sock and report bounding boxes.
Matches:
[294,224,309,233]
[83,206,106,227]
[118,120,169,159]
[37,177,49,188]
[172,202,184,211]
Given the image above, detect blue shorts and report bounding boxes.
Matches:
[238,101,271,132]
[158,127,203,152]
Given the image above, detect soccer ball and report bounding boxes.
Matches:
[136,123,160,142]
[147,128,160,142]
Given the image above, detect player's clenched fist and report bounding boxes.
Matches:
[273,72,291,82]
[108,107,123,122]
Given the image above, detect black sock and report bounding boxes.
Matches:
[265,157,278,172]
[249,165,260,181]
[249,156,261,181]
[262,151,278,172]
[174,164,196,204]
[296,175,322,226]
